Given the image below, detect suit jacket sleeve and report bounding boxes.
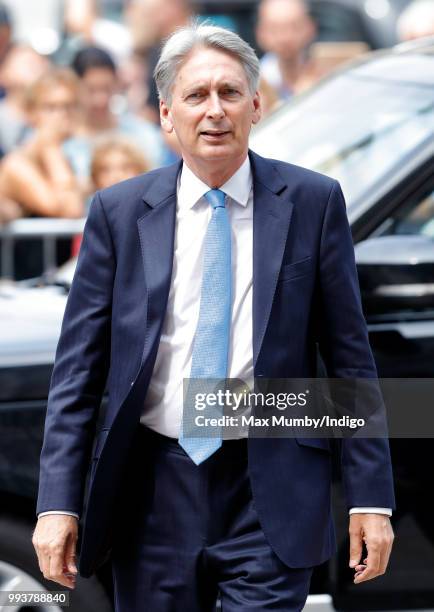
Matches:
[317,181,396,511]
[36,191,115,516]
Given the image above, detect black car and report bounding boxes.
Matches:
[251,35,434,610]
[1,38,434,610]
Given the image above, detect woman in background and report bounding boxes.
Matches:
[90,134,149,191]
[0,68,83,218]
[70,135,149,258]
[0,68,84,278]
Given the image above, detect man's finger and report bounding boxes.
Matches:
[49,549,66,584]
[348,526,363,568]
[354,566,378,583]
[354,538,381,584]
[378,527,394,575]
[32,541,43,575]
[47,543,75,589]
[39,548,51,584]
[64,533,78,575]
[32,530,45,576]
[48,552,75,589]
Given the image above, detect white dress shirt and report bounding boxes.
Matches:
[38,156,391,519]
[139,156,254,438]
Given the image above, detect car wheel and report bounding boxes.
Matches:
[0,516,113,612]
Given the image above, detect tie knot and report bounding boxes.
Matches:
[204,189,226,209]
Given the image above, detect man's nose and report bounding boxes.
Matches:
[206,93,225,119]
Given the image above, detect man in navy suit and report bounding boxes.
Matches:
[32,23,395,611]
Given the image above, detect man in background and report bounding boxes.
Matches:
[256,0,317,98]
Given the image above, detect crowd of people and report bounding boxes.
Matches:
[0,0,432,275]
[0,0,329,229]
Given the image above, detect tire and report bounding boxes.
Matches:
[0,516,113,612]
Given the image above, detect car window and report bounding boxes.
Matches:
[251,56,434,209]
[374,189,434,238]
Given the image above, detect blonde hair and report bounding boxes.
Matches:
[90,135,150,184]
[25,67,80,110]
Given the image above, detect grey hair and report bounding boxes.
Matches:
[154,22,260,104]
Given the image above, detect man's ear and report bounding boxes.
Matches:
[160,99,174,134]
[252,91,262,125]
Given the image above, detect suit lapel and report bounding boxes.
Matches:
[137,160,182,367]
[249,150,294,367]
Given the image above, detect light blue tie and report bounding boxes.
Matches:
[179,189,232,464]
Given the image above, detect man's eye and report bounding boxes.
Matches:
[187,92,203,100]
[223,89,238,95]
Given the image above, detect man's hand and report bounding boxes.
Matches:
[349,513,394,584]
[32,515,78,589]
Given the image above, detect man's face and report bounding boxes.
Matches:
[257,0,315,61]
[31,85,78,139]
[160,47,261,172]
[80,67,117,116]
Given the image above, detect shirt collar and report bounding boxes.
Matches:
[178,155,252,210]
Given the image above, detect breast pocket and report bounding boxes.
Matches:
[278,256,313,283]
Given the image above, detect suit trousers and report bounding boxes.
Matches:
[111,426,313,611]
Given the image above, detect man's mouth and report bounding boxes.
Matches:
[200,130,230,139]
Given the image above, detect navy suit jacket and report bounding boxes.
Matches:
[36,150,395,577]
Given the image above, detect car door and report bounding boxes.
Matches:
[331,173,434,610]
